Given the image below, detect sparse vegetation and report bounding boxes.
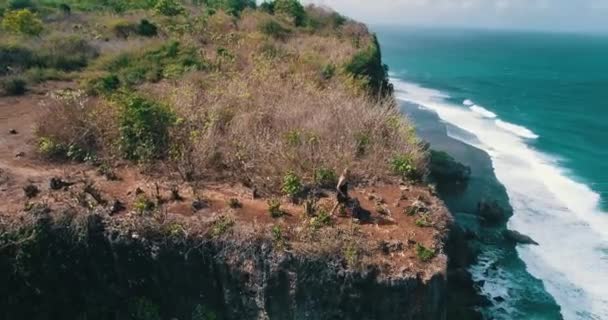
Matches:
[210,215,234,237]
[227,198,242,208]
[281,171,302,198]
[310,209,332,229]
[267,199,284,218]
[416,244,435,262]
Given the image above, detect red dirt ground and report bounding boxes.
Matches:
[0,83,450,279]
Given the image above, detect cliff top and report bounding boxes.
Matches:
[0,0,450,280]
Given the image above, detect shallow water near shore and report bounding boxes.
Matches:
[378,27,608,319]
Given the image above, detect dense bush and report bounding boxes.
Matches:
[0,43,36,75]
[0,76,27,95]
[96,41,205,88]
[273,0,305,26]
[40,36,99,71]
[1,9,43,35]
[154,0,184,16]
[118,94,176,161]
[204,0,256,16]
[137,19,158,36]
[344,35,393,96]
[8,0,34,10]
[259,19,290,39]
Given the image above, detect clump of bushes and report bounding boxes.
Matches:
[117,94,175,161]
[273,0,305,26]
[310,209,331,229]
[281,171,302,198]
[344,36,393,97]
[137,19,158,36]
[110,19,158,38]
[259,19,291,39]
[268,199,284,218]
[1,9,43,35]
[210,215,234,237]
[154,0,184,16]
[391,154,417,180]
[90,41,205,91]
[314,167,336,188]
[0,77,27,96]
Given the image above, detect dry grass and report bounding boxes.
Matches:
[32,3,426,195]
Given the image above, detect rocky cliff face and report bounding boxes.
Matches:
[0,205,448,320]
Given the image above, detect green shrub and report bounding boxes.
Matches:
[259,19,291,39]
[273,0,305,26]
[314,167,336,188]
[8,0,34,10]
[109,19,137,38]
[40,36,98,71]
[58,3,71,15]
[321,63,335,80]
[137,19,157,36]
[1,9,43,35]
[415,214,432,228]
[271,225,286,249]
[38,137,66,158]
[85,73,120,95]
[118,94,176,161]
[281,171,302,197]
[268,199,284,218]
[391,154,416,179]
[98,41,205,87]
[0,76,27,95]
[0,43,37,75]
[130,298,161,320]
[344,242,359,268]
[192,304,217,320]
[204,0,256,16]
[134,194,156,215]
[211,215,234,237]
[310,209,331,229]
[344,35,392,96]
[154,0,184,16]
[416,244,435,262]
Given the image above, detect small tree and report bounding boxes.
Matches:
[273,0,305,26]
[1,9,43,36]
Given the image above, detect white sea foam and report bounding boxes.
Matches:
[463,99,475,106]
[470,105,498,119]
[495,119,539,139]
[393,78,608,320]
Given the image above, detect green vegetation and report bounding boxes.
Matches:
[227,198,242,208]
[273,0,305,26]
[391,154,417,180]
[281,171,302,198]
[0,76,26,95]
[118,94,175,161]
[259,19,291,39]
[271,225,286,249]
[191,304,218,320]
[1,9,43,35]
[310,209,331,229]
[416,244,435,262]
[267,199,284,218]
[314,167,337,188]
[210,215,234,237]
[133,194,156,215]
[344,36,392,96]
[154,0,184,16]
[415,214,432,228]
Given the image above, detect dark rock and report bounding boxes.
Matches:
[15,152,25,158]
[192,199,208,212]
[379,240,404,255]
[448,268,474,289]
[23,184,40,198]
[503,230,539,246]
[49,177,73,190]
[135,187,144,195]
[429,150,471,188]
[493,296,506,303]
[350,198,371,222]
[109,200,126,215]
[478,200,506,225]
[9,129,17,135]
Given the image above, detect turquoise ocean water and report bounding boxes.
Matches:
[375,27,608,319]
